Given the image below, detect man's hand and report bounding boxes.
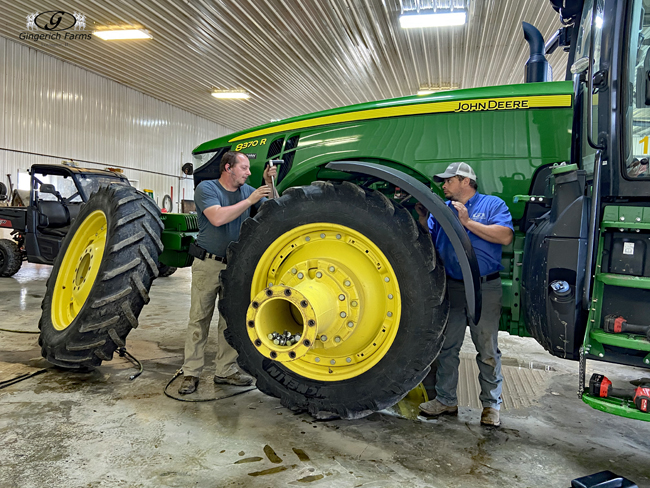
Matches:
[451,201,470,226]
[247,185,272,205]
[415,202,429,229]
[263,165,278,186]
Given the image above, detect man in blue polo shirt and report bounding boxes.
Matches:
[416,162,513,427]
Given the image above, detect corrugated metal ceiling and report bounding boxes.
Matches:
[0,0,569,132]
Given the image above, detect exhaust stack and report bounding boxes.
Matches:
[522,22,552,83]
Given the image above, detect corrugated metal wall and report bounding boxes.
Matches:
[0,35,232,213]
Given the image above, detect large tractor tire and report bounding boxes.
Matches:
[0,239,22,277]
[220,181,448,419]
[39,185,163,369]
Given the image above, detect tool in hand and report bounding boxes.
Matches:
[589,373,650,413]
[603,315,650,341]
[267,159,283,199]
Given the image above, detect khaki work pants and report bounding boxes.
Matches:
[182,257,238,378]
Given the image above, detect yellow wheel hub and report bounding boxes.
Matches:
[51,210,108,331]
[248,223,401,381]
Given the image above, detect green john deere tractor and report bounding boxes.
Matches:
[39,0,650,420]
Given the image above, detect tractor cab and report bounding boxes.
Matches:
[520,0,650,419]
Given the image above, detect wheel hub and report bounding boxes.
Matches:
[248,223,401,380]
[51,210,107,331]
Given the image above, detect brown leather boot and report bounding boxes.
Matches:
[214,372,254,387]
[419,398,458,417]
[178,375,199,394]
[480,407,501,427]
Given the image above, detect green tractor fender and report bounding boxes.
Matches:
[326,161,482,324]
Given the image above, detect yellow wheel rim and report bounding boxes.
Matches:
[249,223,401,381]
[51,210,108,331]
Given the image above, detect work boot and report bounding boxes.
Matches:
[178,375,199,395]
[214,372,254,387]
[480,407,501,427]
[419,398,458,417]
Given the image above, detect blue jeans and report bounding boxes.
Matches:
[435,278,503,409]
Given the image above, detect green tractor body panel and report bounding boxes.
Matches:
[195,81,574,225]
[188,80,575,338]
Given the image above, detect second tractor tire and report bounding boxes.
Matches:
[39,184,163,369]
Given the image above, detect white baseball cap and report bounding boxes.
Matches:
[434,162,477,183]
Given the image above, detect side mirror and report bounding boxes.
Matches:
[40,184,57,195]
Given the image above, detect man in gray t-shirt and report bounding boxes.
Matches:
[178,151,276,394]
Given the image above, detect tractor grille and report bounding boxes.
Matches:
[284,135,300,151]
[267,138,284,159]
[278,153,296,182]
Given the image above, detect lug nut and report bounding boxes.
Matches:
[340,312,347,318]
[297,272,304,279]
[308,319,315,327]
[315,357,320,362]
[273,339,280,345]
[291,268,297,274]
[346,357,352,363]
[316,272,322,278]
[344,280,351,286]
[347,321,354,328]
[320,233,326,238]
[267,333,274,339]
[351,301,358,307]
[320,335,328,342]
[334,336,341,343]
[338,294,345,301]
[329,266,335,272]
[330,360,336,365]
[303,339,310,347]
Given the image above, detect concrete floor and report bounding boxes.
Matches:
[1,263,649,488]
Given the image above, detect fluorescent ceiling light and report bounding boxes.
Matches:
[93,29,152,40]
[400,11,467,28]
[417,89,436,96]
[212,90,250,99]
